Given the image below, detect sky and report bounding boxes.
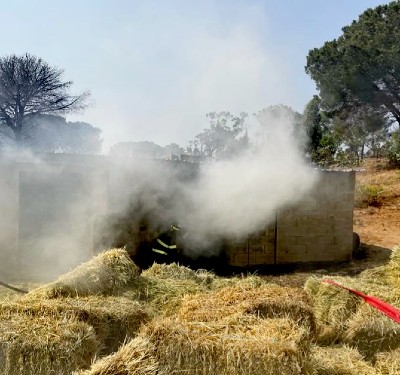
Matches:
[0,0,389,152]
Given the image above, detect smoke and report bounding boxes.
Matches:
[0,113,317,282]
[174,114,317,255]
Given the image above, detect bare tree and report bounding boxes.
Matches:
[0,53,89,146]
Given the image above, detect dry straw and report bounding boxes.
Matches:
[141,315,313,375]
[142,262,214,285]
[0,296,150,355]
[342,302,400,360]
[310,345,376,375]
[385,244,400,289]
[26,248,140,299]
[375,347,400,375]
[74,337,163,375]
[0,313,98,375]
[178,284,316,336]
[122,274,210,316]
[304,276,363,344]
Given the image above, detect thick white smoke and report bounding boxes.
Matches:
[174,114,317,255]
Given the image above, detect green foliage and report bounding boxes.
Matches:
[306,2,400,123]
[190,111,249,160]
[386,130,400,165]
[354,183,384,208]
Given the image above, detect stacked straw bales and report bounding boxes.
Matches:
[0,314,98,375]
[305,244,400,362]
[375,348,400,375]
[74,337,163,375]
[342,302,400,359]
[0,249,151,373]
[0,296,150,355]
[310,345,376,375]
[178,284,316,336]
[141,315,312,375]
[27,248,140,299]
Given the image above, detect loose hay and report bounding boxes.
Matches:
[74,337,162,375]
[26,248,140,299]
[0,313,98,375]
[385,244,400,289]
[304,277,362,344]
[342,302,400,360]
[310,345,376,375]
[142,262,214,285]
[0,296,150,355]
[122,274,209,316]
[375,347,400,375]
[211,274,269,290]
[178,284,316,337]
[141,315,313,375]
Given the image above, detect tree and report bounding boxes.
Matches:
[254,104,303,144]
[0,53,89,147]
[301,96,339,164]
[24,114,102,154]
[332,104,389,164]
[192,111,249,160]
[109,141,165,158]
[305,2,400,124]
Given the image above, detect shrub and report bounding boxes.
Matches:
[354,183,384,208]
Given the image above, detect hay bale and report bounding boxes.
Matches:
[178,284,316,337]
[0,296,150,355]
[74,336,162,375]
[310,345,376,375]
[342,302,400,360]
[0,313,99,375]
[375,348,400,375]
[304,277,362,344]
[122,275,209,316]
[26,249,140,299]
[211,274,269,290]
[385,244,400,288]
[140,315,313,375]
[142,262,214,285]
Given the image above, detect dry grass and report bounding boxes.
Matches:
[142,262,214,285]
[26,249,140,299]
[0,313,98,375]
[0,296,150,355]
[342,302,400,360]
[310,345,376,375]
[140,315,313,375]
[74,337,162,375]
[178,284,316,336]
[385,244,400,289]
[375,348,400,375]
[121,274,210,316]
[304,277,361,344]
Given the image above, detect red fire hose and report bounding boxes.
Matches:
[323,279,400,323]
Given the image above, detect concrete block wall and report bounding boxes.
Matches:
[227,170,355,267]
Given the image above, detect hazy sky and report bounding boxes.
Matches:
[0,0,388,152]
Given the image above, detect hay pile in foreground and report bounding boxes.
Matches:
[121,275,210,316]
[310,345,376,375]
[141,315,312,375]
[0,313,98,375]
[0,296,150,355]
[74,337,163,375]
[142,262,214,284]
[26,249,140,299]
[342,302,400,360]
[304,276,362,344]
[375,347,400,375]
[178,284,316,336]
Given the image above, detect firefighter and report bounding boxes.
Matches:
[151,224,181,263]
